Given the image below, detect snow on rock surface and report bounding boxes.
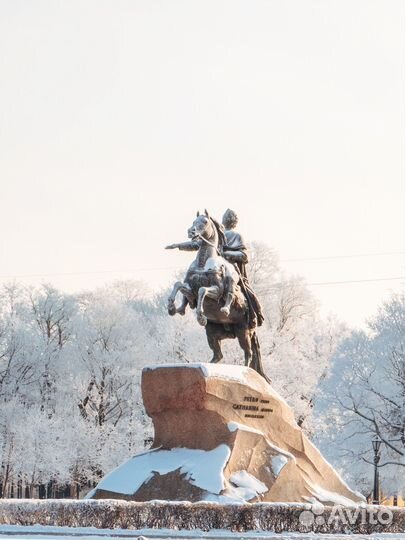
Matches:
[227,421,262,434]
[200,363,251,383]
[90,364,364,504]
[305,483,360,507]
[228,470,268,500]
[270,455,289,477]
[144,363,251,385]
[93,445,230,496]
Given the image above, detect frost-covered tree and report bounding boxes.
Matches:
[0,284,34,401]
[0,243,346,497]
[0,284,78,496]
[314,294,405,495]
[249,243,341,431]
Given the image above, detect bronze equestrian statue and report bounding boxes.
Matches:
[166,209,269,383]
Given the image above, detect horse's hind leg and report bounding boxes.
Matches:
[206,323,233,363]
[235,327,253,368]
[205,323,224,363]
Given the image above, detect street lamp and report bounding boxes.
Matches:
[372,435,382,504]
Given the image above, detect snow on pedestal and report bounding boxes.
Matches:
[88,363,364,505]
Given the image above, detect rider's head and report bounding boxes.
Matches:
[222,209,238,230]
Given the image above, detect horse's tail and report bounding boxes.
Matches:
[251,332,272,385]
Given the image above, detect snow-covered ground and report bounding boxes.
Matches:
[1,525,405,540]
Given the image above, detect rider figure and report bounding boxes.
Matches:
[166,209,264,328]
[221,209,264,328]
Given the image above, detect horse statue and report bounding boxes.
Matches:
[166,210,270,382]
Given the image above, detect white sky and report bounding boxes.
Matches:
[0,0,404,327]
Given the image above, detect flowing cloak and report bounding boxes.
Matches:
[223,231,264,329]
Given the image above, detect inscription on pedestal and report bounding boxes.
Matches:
[232,395,274,419]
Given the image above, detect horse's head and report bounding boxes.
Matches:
[188,210,216,242]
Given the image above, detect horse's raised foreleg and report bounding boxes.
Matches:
[168,281,184,316]
[176,283,195,315]
[196,285,221,326]
[168,282,195,316]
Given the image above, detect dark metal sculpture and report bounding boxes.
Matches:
[166,210,270,382]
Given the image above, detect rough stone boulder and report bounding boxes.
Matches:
[89,364,364,504]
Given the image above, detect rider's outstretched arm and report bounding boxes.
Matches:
[166,241,199,251]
